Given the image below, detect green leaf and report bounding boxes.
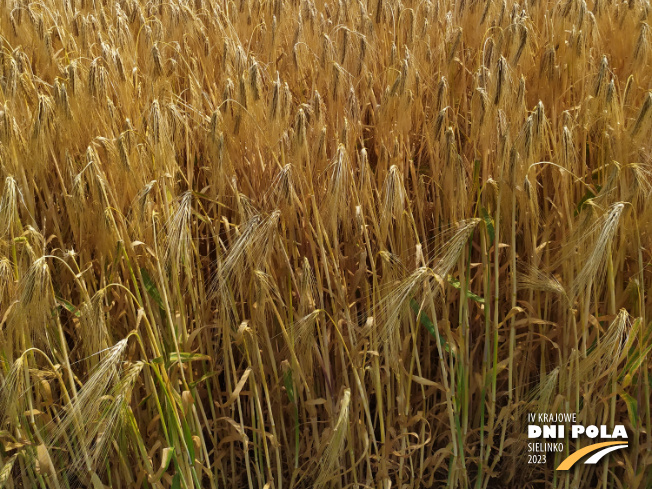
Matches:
[621,391,638,428]
[481,206,494,246]
[141,267,166,319]
[586,338,598,357]
[141,268,164,310]
[56,296,80,317]
[575,186,600,216]
[473,160,481,191]
[152,352,211,370]
[447,276,485,304]
[181,418,195,463]
[168,352,211,363]
[619,344,652,381]
[283,369,295,404]
[410,299,450,353]
[189,371,217,389]
[191,209,210,224]
[171,472,181,489]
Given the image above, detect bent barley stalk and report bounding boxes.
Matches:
[0,1,651,489]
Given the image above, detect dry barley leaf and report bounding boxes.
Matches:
[146,414,161,436]
[409,374,443,389]
[181,390,194,414]
[3,440,29,451]
[217,435,246,447]
[185,325,210,350]
[148,446,174,483]
[217,367,252,409]
[36,444,54,477]
[499,306,526,328]
[23,409,44,417]
[218,417,247,440]
[401,362,443,389]
[91,473,109,489]
[304,398,327,406]
[535,241,550,254]
[512,318,557,327]
[422,445,453,471]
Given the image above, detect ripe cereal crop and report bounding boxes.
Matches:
[0,1,651,488]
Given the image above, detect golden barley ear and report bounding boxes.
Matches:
[47,338,132,475]
[79,290,110,361]
[379,165,406,243]
[517,263,569,307]
[19,257,54,333]
[162,191,193,270]
[0,177,20,237]
[0,256,14,303]
[576,309,631,384]
[288,309,322,354]
[570,202,624,300]
[0,355,26,425]
[314,388,351,489]
[631,92,652,138]
[265,163,296,209]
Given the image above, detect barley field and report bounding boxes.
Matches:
[0,0,651,488]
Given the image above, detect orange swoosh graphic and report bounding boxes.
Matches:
[557,442,628,470]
